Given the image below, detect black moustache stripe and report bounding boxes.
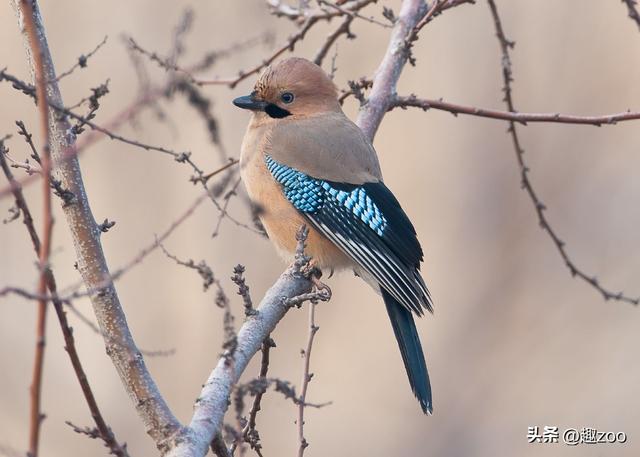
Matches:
[265,103,291,118]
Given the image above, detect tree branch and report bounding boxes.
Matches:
[354,0,474,139]
[18,2,52,455]
[355,0,429,139]
[165,227,330,457]
[313,15,354,66]
[11,0,182,449]
[297,301,319,457]
[1,140,130,455]
[391,94,640,126]
[486,0,638,305]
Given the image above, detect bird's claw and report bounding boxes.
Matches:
[310,270,332,302]
[301,260,332,301]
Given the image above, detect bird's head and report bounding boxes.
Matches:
[233,57,340,119]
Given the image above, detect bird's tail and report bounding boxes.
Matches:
[382,288,432,415]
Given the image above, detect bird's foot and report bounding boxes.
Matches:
[310,273,332,301]
[301,260,332,302]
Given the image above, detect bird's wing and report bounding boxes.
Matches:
[265,155,432,315]
[265,112,383,184]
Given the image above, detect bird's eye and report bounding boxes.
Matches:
[280,92,295,104]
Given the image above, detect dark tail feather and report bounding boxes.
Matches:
[382,289,432,414]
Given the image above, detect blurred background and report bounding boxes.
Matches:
[1,1,639,456]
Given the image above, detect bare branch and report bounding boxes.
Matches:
[486,0,638,305]
[297,301,320,457]
[245,337,275,455]
[355,0,475,139]
[316,0,392,28]
[231,265,256,317]
[313,15,354,66]
[195,19,318,88]
[355,0,429,140]
[17,3,54,455]
[160,243,215,292]
[391,94,640,126]
[11,1,182,449]
[1,26,266,201]
[0,70,204,189]
[226,336,275,457]
[192,0,377,88]
[55,35,108,81]
[1,140,129,456]
[266,0,377,22]
[165,227,332,457]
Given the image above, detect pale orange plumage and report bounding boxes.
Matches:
[238,58,380,268]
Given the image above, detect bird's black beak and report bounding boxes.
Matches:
[233,94,268,111]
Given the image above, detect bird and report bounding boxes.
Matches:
[233,57,434,414]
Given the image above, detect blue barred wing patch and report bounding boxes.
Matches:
[264,154,431,315]
[265,155,387,235]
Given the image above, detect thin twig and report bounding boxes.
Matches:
[412,0,475,36]
[313,15,354,66]
[190,0,375,87]
[297,302,319,457]
[19,3,53,455]
[0,70,202,191]
[391,94,640,126]
[64,301,175,358]
[1,142,129,456]
[231,265,256,317]
[55,35,108,81]
[1,21,256,199]
[210,176,242,237]
[165,227,332,457]
[194,19,318,88]
[227,336,274,457]
[408,0,445,42]
[245,337,275,455]
[487,0,638,305]
[11,1,182,449]
[159,242,215,292]
[1,71,260,234]
[317,0,391,28]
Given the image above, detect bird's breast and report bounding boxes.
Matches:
[239,122,351,269]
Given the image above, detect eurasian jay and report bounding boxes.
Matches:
[233,57,433,414]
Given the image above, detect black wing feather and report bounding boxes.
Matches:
[306,180,432,315]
